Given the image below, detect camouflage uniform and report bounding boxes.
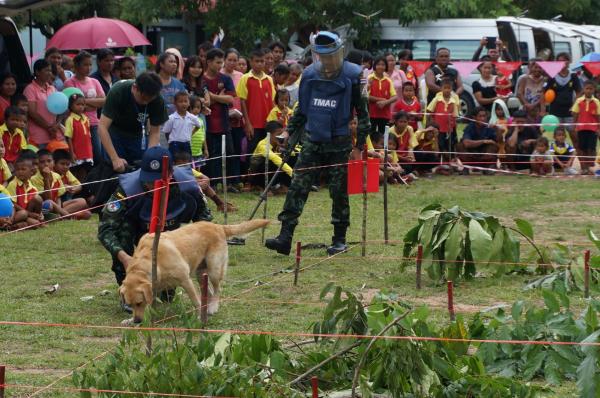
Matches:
[98,184,211,285]
[276,81,370,233]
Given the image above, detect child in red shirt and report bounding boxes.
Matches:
[0,106,27,165]
[426,78,459,161]
[571,80,600,174]
[237,48,275,156]
[64,93,93,181]
[368,56,397,137]
[392,82,421,131]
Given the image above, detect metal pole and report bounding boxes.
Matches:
[361,145,368,257]
[261,133,270,243]
[28,10,33,67]
[383,126,389,244]
[222,134,228,225]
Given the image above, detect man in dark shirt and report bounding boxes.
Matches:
[458,106,500,173]
[505,109,540,170]
[98,72,168,172]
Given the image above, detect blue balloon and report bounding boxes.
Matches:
[46,92,69,115]
[0,193,13,218]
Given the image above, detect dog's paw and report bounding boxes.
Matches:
[121,318,137,326]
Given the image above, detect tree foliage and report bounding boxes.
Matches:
[11,0,600,52]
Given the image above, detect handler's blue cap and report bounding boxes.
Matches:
[313,31,343,55]
[140,146,173,183]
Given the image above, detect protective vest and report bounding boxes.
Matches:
[299,61,361,142]
[119,167,199,223]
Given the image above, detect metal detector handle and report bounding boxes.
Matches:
[247,151,292,221]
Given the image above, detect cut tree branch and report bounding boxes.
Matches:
[351,311,410,397]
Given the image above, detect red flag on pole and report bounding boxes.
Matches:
[406,61,432,77]
[493,61,521,77]
[583,62,600,77]
[348,159,379,194]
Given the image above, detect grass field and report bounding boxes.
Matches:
[1,174,599,397]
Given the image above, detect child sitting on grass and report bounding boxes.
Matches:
[247,120,293,194]
[52,149,83,198]
[373,132,404,184]
[172,150,236,213]
[5,155,43,227]
[413,122,440,175]
[530,136,553,176]
[32,149,90,219]
[390,111,418,178]
[549,127,577,175]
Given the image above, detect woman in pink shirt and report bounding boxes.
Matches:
[0,73,17,124]
[64,50,106,163]
[24,59,62,148]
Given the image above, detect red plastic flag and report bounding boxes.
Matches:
[583,62,600,77]
[406,61,432,77]
[493,61,521,77]
[347,159,380,195]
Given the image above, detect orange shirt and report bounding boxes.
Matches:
[368,73,396,120]
[237,70,275,129]
[6,177,37,208]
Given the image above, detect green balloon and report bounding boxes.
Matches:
[26,144,38,152]
[62,87,84,99]
[541,114,560,133]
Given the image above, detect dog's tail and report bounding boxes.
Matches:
[222,219,270,238]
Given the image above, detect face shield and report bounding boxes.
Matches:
[311,31,344,79]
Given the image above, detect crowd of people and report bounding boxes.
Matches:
[1,37,599,231]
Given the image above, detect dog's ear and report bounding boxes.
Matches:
[141,282,153,305]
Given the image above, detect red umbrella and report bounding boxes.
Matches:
[46,16,150,50]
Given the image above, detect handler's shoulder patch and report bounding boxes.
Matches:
[106,201,121,213]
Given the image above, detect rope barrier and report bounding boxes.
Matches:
[0,384,236,398]
[3,320,600,347]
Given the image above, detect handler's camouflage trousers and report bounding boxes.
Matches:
[277,137,352,229]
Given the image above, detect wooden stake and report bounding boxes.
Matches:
[447,280,455,321]
[261,132,270,244]
[221,134,228,225]
[311,376,318,398]
[585,250,591,299]
[294,241,301,286]
[0,365,5,398]
[361,144,368,257]
[201,273,209,325]
[416,244,423,290]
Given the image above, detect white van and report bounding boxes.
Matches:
[498,17,585,63]
[551,21,599,54]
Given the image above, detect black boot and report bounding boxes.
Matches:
[327,226,348,256]
[265,224,295,255]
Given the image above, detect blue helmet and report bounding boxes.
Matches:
[311,31,344,79]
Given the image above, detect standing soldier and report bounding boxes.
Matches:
[98,146,212,313]
[265,31,370,256]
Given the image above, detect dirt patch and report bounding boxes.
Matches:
[8,367,71,376]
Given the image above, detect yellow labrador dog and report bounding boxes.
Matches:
[120,219,269,324]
